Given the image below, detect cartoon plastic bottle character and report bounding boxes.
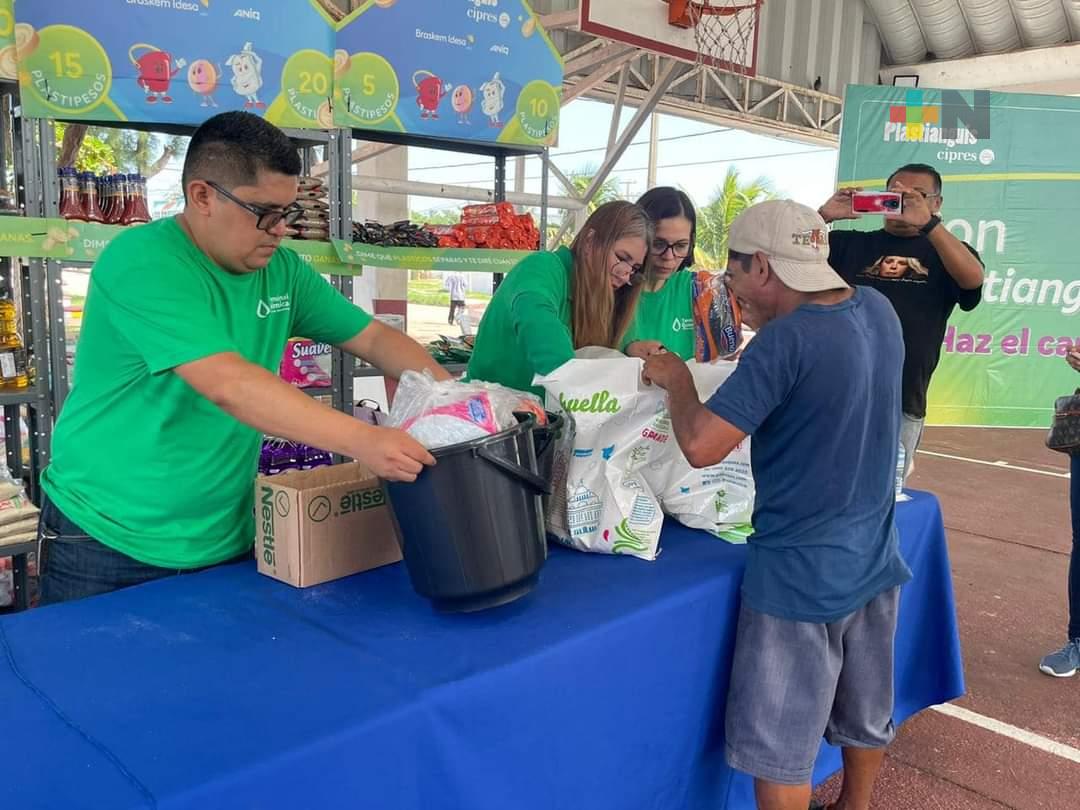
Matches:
[413,71,451,120]
[479,72,506,127]
[187,60,220,108]
[226,42,264,109]
[129,44,186,104]
[451,85,473,125]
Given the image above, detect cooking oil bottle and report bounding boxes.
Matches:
[0,280,29,391]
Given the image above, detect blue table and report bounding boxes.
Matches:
[0,491,963,810]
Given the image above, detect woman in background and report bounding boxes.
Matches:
[467,200,651,397]
[624,187,699,360]
[1040,348,1080,678]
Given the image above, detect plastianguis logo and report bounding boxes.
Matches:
[884,89,993,164]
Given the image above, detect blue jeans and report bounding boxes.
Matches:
[1070,455,1080,639]
[37,496,250,606]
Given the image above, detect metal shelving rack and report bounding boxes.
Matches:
[4,96,57,504]
[340,129,551,387]
[0,84,63,612]
[14,116,554,463]
[33,121,350,417]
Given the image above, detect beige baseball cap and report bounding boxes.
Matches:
[727,199,848,293]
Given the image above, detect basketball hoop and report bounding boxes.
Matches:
[665,0,762,74]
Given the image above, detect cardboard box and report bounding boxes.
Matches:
[255,462,402,588]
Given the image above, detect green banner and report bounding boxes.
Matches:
[0,216,353,273]
[837,85,1080,428]
[335,240,530,272]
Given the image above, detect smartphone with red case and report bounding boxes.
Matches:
[852,191,902,215]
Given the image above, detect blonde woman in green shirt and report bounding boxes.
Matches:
[624,187,699,360]
[468,200,652,397]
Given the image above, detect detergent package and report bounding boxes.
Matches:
[279,338,332,388]
[692,271,743,362]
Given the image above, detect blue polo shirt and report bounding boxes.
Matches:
[706,286,912,623]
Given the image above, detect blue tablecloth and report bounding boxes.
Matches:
[0,491,963,810]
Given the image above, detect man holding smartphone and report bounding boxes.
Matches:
[818,163,985,479]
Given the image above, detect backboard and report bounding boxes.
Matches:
[578,0,761,76]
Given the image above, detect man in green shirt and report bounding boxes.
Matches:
[38,112,448,605]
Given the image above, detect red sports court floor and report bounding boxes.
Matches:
[814,427,1080,809]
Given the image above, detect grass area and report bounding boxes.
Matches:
[407,279,492,307]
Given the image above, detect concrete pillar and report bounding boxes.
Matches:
[351,145,409,408]
[351,146,409,325]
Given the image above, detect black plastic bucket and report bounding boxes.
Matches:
[386,416,550,613]
[532,411,565,486]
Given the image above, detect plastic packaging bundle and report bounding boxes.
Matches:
[0,463,40,608]
[388,370,546,450]
[279,338,332,388]
[693,271,743,362]
[259,438,332,476]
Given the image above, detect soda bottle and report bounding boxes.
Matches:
[80,172,105,223]
[57,168,85,221]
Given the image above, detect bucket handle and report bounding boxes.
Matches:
[532,425,559,460]
[476,446,551,496]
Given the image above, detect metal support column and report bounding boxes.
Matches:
[539,150,549,248]
[14,116,54,502]
[327,129,354,424]
[492,153,507,292]
[36,118,70,416]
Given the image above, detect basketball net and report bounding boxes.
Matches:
[668,0,761,74]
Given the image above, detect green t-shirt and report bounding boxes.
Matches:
[467,246,575,398]
[623,269,696,360]
[41,217,372,569]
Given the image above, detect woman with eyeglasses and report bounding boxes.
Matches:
[467,200,651,397]
[623,187,700,360]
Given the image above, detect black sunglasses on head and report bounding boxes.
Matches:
[204,180,305,232]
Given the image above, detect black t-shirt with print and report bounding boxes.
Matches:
[828,229,983,419]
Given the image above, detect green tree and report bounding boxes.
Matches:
[53,125,184,178]
[96,130,186,178]
[54,124,116,174]
[558,163,623,244]
[695,167,775,269]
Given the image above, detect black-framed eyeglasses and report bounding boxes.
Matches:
[611,252,644,276]
[205,180,305,232]
[651,238,692,259]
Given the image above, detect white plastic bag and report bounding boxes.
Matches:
[388,370,545,450]
[537,357,666,561]
[537,357,755,559]
[653,362,754,542]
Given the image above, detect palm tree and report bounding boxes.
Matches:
[695,167,775,269]
[557,163,623,243]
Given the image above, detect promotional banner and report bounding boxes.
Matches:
[0,1,15,79]
[335,239,530,272]
[15,0,335,128]
[837,85,1080,427]
[334,0,562,146]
